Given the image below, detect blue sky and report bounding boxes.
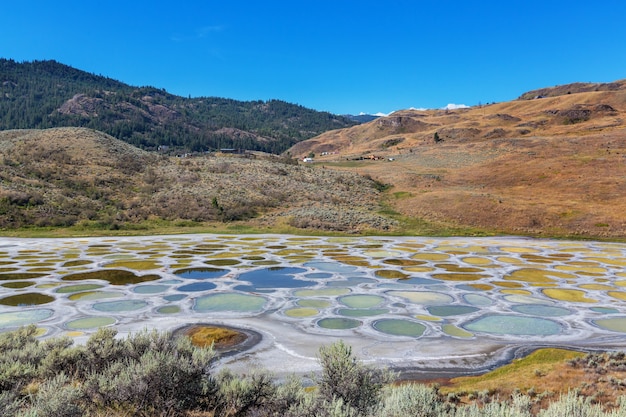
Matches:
[2,1,626,115]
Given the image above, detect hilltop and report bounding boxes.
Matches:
[0,59,357,154]
[0,128,394,232]
[289,80,626,238]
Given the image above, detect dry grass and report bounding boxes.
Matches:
[439,348,626,412]
[292,86,626,239]
[0,127,396,233]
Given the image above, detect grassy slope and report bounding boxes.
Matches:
[440,348,626,412]
[289,84,626,239]
[0,127,397,236]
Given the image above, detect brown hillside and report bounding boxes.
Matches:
[0,128,393,232]
[289,81,626,238]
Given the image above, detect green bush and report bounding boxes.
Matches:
[19,373,83,417]
[317,340,392,416]
[374,384,444,417]
[84,329,216,414]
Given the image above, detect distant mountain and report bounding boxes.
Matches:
[0,59,357,153]
[518,80,626,100]
[343,114,380,123]
[290,79,626,158]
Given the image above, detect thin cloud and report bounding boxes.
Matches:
[171,25,225,42]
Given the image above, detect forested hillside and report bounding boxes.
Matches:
[0,59,357,153]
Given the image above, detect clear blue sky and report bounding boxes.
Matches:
[2,1,625,115]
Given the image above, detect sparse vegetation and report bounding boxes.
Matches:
[0,128,397,234]
[2,327,626,416]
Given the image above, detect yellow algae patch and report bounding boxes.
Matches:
[462,245,492,254]
[25,261,58,266]
[68,291,124,301]
[565,261,603,267]
[496,256,525,265]
[579,284,614,291]
[461,257,493,266]
[104,260,162,270]
[363,250,404,258]
[493,281,523,288]
[207,252,245,259]
[273,249,311,256]
[501,289,532,295]
[252,260,281,266]
[608,291,626,301]
[392,245,426,253]
[467,283,493,291]
[583,257,626,267]
[435,263,484,273]
[411,253,450,261]
[184,325,245,348]
[170,263,193,270]
[35,283,61,289]
[375,270,410,279]
[415,314,442,322]
[431,273,487,281]
[62,260,93,267]
[26,267,56,272]
[442,324,473,338]
[382,259,426,267]
[402,266,435,273]
[331,256,373,267]
[500,247,541,254]
[285,256,316,263]
[65,331,84,337]
[519,255,555,264]
[542,289,597,303]
[432,245,466,252]
[285,308,319,318]
[504,268,575,284]
[301,244,339,249]
[205,259,240,266]
[554,265,608,274]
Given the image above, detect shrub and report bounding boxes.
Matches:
[374,383,443,417]
[84,330,216,414]
[538,391,608,417]
[213,369,277,417]
[0,390,22,416]
[317,340,392,416]
[19,373,84,417]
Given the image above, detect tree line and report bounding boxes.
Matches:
[0,59,357,154]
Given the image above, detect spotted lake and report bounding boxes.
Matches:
[1,234,625,376]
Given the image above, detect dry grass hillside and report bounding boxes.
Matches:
[0,128,394,233]
[290,80,626,238]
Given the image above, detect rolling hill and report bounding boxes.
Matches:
[0,59,357,154]
[0,127,394,232]
[288,80,626,238]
